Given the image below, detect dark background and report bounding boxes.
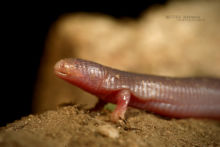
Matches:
[1,1,167,126]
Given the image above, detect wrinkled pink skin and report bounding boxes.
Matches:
[54,58,220,121]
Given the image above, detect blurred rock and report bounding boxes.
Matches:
[33,1,220,113]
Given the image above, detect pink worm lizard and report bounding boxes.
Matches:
[54,58,220,121]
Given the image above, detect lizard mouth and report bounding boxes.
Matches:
[55,70,67,77]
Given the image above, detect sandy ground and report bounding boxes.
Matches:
[0,106,219,147]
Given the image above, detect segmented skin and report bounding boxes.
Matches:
[54,58,220,120]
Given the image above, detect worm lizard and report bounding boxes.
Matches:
[54,58,220,121]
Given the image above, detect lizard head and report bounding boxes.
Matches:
[54,58,106,93]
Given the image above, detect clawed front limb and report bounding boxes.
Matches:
[111,89,131,122]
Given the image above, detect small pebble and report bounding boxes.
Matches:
[96,125,119,139]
